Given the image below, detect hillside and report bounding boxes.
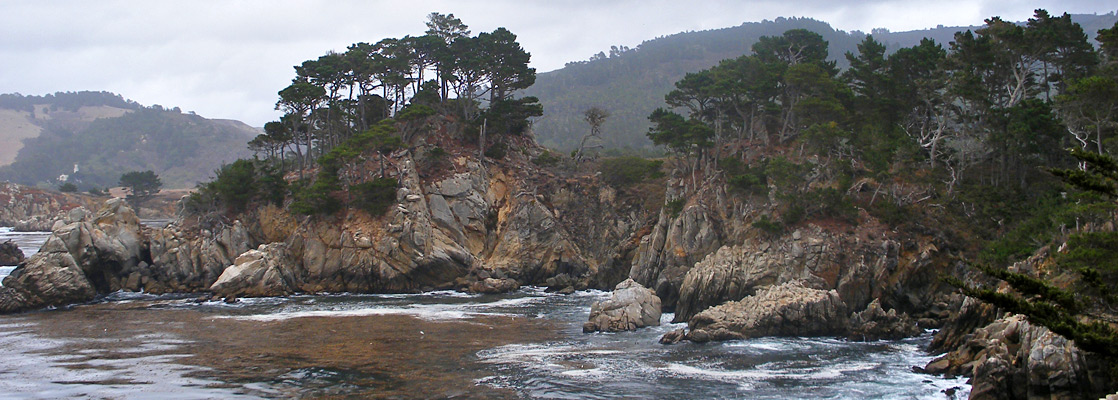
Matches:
[525,13,1118,151]
[0,91,257,189]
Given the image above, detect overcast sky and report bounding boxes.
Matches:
[2,1,1115,127]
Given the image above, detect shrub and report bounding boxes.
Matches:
[350,178,398,217]
[396,104,436,121]
[752,214,784,235]
[599,156,664,187]
[58,182,77,192]
[485,142,508,160]
[427,146,447,161]
[533,150,561,167]
[665,198,685,217]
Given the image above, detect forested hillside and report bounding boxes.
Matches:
[526,13,1118,151]
[0,91,257,189]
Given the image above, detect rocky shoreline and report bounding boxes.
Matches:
[2,137,1114,399]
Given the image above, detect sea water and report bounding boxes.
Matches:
[0,230,969,399]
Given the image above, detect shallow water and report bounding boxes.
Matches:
[0,229,969,399]
[0,289,969,399]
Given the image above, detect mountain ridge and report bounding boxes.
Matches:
[0,91,258,189]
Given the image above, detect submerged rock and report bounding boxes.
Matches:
[467,277,521,294]
[685,281,847,342]
[583,278,662,333]
[0,240,23,266]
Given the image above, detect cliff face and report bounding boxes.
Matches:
[628,169,959,327]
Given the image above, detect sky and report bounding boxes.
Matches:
[2,0,1116,127]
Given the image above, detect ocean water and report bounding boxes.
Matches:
[0,227,51,286]
[0,229,969,399]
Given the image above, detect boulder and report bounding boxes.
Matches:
[0,240,23,266]
[685,281,847,342]
[846,298,922,341]
[0,251,94,313]
[467,277,521,294]
[210,243,298,298]
[583,278,662,333]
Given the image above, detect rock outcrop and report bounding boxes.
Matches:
[0,199,146,313]
[0,182,103,232]
[683,281,847,342]
[210,243,297,298]
[924,314,1112,399]
[583,278,662,333]
[0,240,23,266]
[846,298,922,341]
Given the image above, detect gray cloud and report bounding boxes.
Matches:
[1,0,1115,127]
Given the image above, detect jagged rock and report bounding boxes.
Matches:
[0,251,94,313]
[210,243,298,297]
[629,203,722,308]
[0,199,147,313]
[583,278,662,333]
[685,281,847,342]
[467,278,521,294]
[0,240,23,266]
[926,314,1112,399]
[846,298,922,341]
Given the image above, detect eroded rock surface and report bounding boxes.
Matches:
[0,199,145,312]
[846,298,922,341]
[0,240,23,266]
[924,314,1112,400]
[210,243,297,298]
[684,281,847,342]
[583,278,662,333]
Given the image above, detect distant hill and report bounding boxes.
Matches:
[0,91,257,189]
[525,13,1118,151]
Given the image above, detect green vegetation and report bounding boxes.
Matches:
[0,92,254,189]
[525,15,1118,151]
[665,198,685,217]
[258,13,540,175]
[351,178,399,216]
[751,214,784,235]
[184,160,285,216]
[598,156,664,187]
[58,183,77,193]
[532,150,562,167]
[119,170,162,211]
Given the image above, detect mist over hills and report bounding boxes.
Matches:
[0,91,257,189]
[525,13,1118,151]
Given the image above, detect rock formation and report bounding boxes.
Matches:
[846,298,922,341]
[0,182,103,232]
[683,281,848,342]
[924,314,1112,399]
[0,240,23,266]
[583,278,662,333]
[0,199,145,313]
[210,243,297,298]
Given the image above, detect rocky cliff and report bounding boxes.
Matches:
[0,116,657,311]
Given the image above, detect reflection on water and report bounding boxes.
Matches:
[0,288,970,399]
